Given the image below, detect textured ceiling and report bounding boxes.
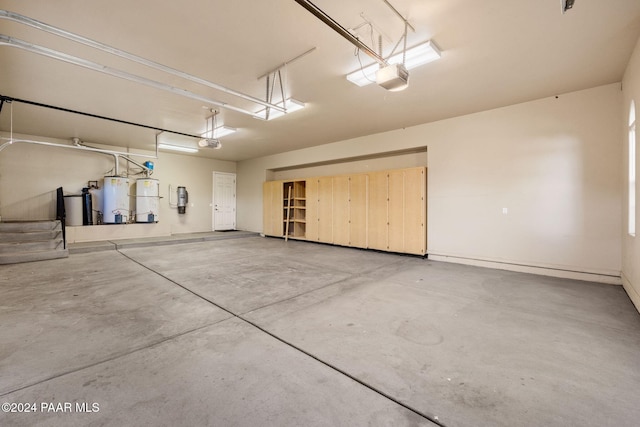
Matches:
[1,0,639,161]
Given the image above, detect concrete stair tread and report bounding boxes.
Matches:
[0,230,63,242]
[0,220,62,232]
[0,240,64,254]
[0,220,67,264]
[0,249,69,265]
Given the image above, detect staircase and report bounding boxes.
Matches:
[0,220,68,265]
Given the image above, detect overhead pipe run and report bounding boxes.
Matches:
[0,136,156,158]
[0,95,204,141]
[0,35,262,117]
[0,137,155,176]
[0,10,286,113]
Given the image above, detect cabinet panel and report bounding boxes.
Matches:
[349,175,368,248]
[404,167,426,255]
[306,178,319,241]
[388,170,405,252]
[262,181,283,237]
[333,176,350,246]
[367,171,388,251]
[317,177,333,243]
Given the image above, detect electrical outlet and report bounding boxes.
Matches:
[502,207,508,215]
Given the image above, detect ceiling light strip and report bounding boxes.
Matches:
[253,98,305,120]
[0,35,259,117]
[0,10,286,113]
[157,143,198,153]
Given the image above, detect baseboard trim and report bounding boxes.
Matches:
[428,253,622,285]
[622,273,640,313]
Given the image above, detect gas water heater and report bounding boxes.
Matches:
[177,186,188,214]
[103,176,130,224]
[136,178,159,223]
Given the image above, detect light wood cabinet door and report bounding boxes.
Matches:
[333,176,350,246]
[403,167,426,255]
[262,181,283,237]
[317,177,333,243]
[387,170,405,253]
[306,178,319,241]
[349,174,368,248]
[367,171,388,251]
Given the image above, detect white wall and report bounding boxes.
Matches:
[622,35,640,311]
[272,150,428,181]
[0,134,235,242]
[238,83,622,283]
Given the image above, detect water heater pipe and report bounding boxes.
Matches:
[0,137,156,177]
[0,136,156,159]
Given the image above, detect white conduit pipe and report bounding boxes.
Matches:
[0,35,261,118]
[0,136,157,159]
[0,10,286,113]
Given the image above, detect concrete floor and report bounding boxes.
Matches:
[1,233,639,427]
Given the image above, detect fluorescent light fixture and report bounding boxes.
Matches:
[346,40,441,87]
[253,98,306,120]
[158,143,198,153]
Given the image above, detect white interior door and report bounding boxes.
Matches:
[213,172,236,230]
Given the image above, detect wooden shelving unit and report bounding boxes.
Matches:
[283,181,306,239]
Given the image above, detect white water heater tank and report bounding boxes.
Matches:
[102,176,130,224]
[136,178,159,223]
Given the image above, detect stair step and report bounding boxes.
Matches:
[0,240,63,254]
[0,248,69,265]
[0,220,61,233]
[0,230,62,243]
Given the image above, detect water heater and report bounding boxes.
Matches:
[136,178,159,223]
[103,176,130,224]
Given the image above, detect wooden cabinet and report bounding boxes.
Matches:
[262,181,283,237]
[367,171,388,251]
[263,167,426,255]
[367,167,427,255]
[333,176,350,246]
[402,167,427,255]
[306,178,319,241]
[387,169,405,252]
[317,177,333,243]
[349,174,368,248]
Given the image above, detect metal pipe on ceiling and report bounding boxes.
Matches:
[292,0,388,66]
[0,10,286,113]
[0,94,203,140]
[0,35,259,117]
[381,0,415,32]
[258,47,317,80]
